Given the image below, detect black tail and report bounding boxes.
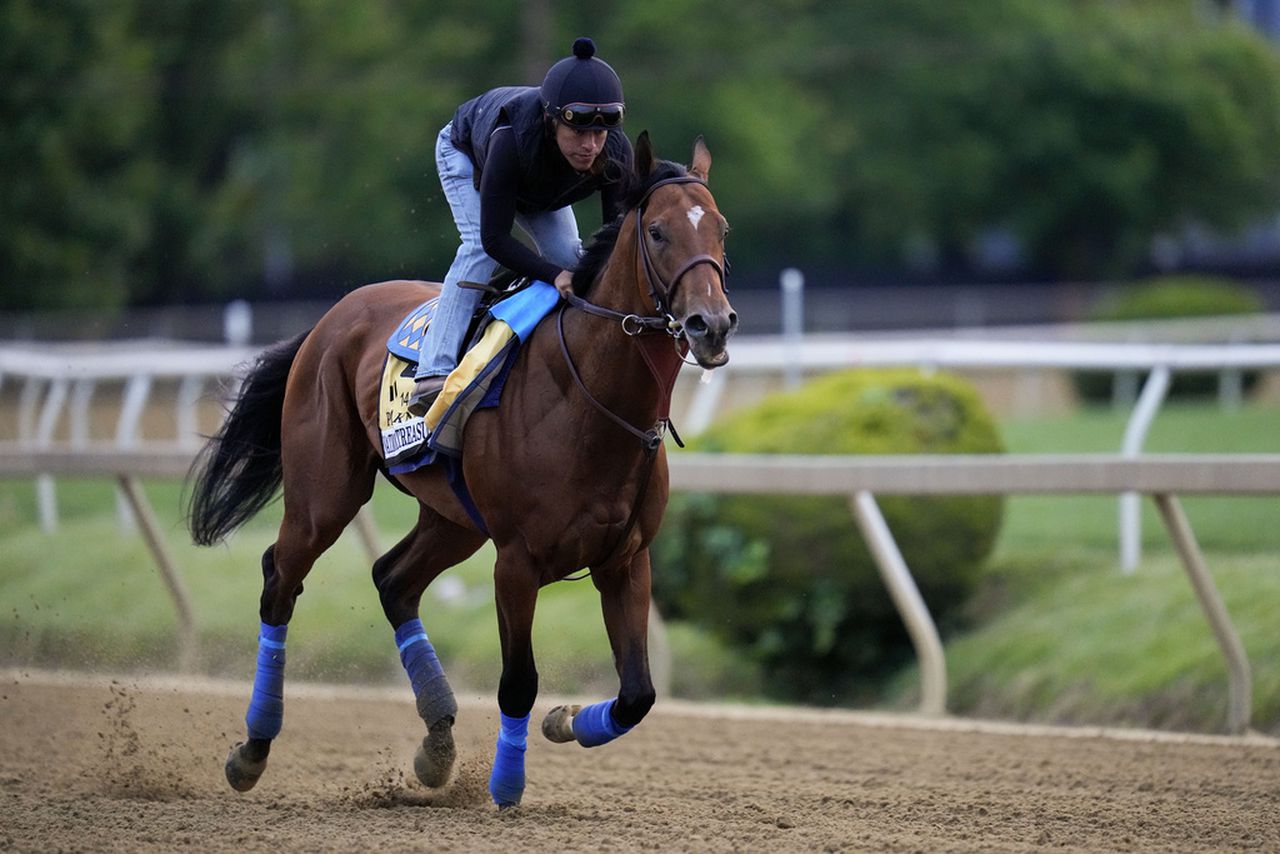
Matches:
[187,330,310,546]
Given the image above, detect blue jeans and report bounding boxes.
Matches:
[415,123,583,380]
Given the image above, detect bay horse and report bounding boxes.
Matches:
[187,134,736,808]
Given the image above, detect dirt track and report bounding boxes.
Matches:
[2,672,1277,852]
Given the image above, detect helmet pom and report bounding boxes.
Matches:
[572,37,596,60]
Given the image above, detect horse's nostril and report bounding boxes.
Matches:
[685,314,709,337]
[728,311,739,332]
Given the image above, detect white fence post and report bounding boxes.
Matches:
[780,268,804,390]
[1119,366,1171,573]
[850,490,947,716]
[34,379,69,533]
[114,374,153,532]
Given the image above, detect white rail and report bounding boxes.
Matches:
[680,335,1280,569]
[0,343,255,531]
[6,334,1280,563]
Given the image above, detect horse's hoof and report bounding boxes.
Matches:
[225,743,268,792]
[413,719,456,788]
[541,704,581,744]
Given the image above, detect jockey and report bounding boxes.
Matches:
[409,37,634,415]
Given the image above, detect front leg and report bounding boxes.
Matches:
[543,550,655,746]
[489,547,541,808]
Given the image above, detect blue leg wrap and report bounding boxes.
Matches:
[395,618,458,727]
[246,622,287,740]
[572,699,633,748]
[488,712,529,807]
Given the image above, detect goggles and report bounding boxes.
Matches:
[557,102,625,130]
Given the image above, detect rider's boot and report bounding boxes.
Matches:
[407,375,446,418]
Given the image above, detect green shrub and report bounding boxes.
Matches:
[1074,276,1265,403]
[653,369,1005,705]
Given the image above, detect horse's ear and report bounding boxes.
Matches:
[690,135,711,181]
[636,130,655,176]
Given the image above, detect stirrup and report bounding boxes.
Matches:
[407,375,446,417]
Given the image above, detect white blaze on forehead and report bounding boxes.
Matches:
[687,204,706,231]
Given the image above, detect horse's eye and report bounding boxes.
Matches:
[647,224,665,243]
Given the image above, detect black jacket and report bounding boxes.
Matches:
[447,86,633,283]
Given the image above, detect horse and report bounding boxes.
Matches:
[187,133,737,808]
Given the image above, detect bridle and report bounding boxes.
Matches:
[554,173,730,572]
[558,173,729,450]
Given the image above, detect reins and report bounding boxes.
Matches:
[556,173,726,573]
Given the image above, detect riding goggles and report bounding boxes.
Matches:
[557,102,625,130]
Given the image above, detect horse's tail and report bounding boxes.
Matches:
[188,330,310,546]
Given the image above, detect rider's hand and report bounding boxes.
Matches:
[554,269,575,298]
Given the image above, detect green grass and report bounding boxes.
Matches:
[2,478,591,686]
[0,476,741,699]
[1,398,1277,732]
[887,549,1280,735]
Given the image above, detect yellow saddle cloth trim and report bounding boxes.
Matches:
[423,319,514,429]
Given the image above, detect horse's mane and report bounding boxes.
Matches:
[571,159,689,295]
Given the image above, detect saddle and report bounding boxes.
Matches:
[378,274,560,472]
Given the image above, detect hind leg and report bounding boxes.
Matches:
[373,505,486,788]
[225,459,378,792]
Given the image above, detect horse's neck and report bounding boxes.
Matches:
[586,215,651,318]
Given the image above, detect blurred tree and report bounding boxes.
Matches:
[0,0,155,310]
[126,0,266,304]
[590,0,1280,278]
[222,0,524,298]
[3,0,1280,308]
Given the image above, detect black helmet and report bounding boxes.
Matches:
[540,37,625,129]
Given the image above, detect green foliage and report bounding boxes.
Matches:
[1090,275,1265,321]
[1073,275,1265,401]
[653,369,1005,704]
[5,2,1280,307]
[0,0,155,310]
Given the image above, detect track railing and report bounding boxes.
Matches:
[0,445,1273,733]
[6,336,1280,571]
[665,452,1278,734]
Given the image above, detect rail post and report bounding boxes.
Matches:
[1119,365,1171,572]
[849,490,947,716]
[780,268,805,390]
